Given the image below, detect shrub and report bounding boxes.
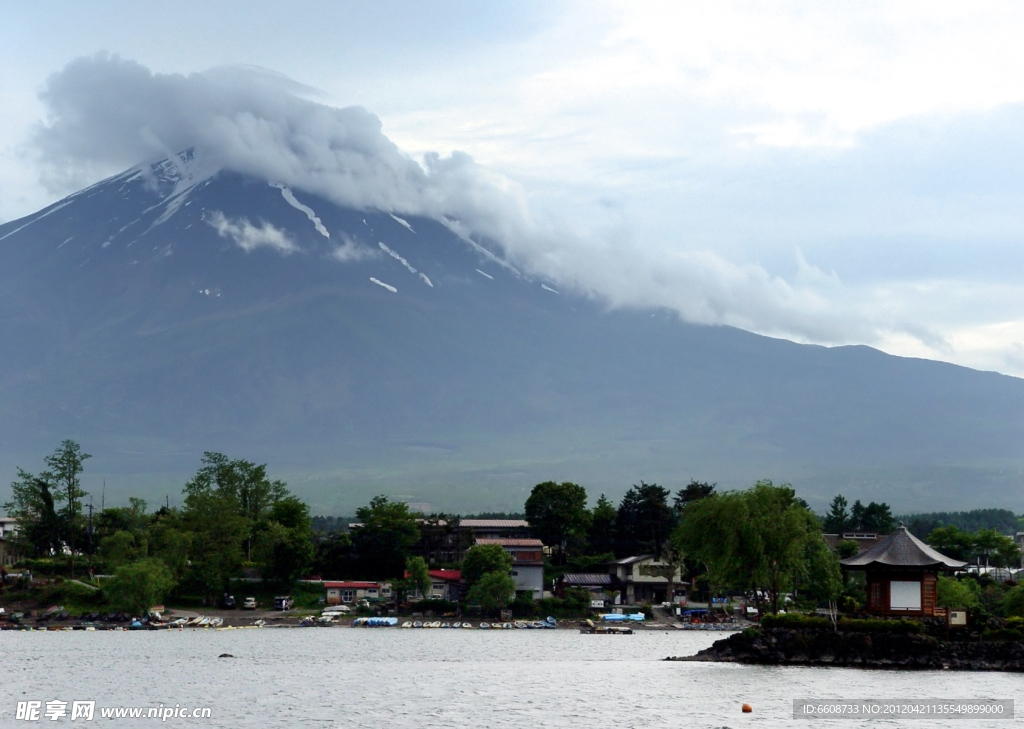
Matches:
[510,591,536,618]
[535,595,591,619]
[407,599,458,615]
[103,558,176,617]
[937,576,982,610]
[1002,584,1024,617]
[761,613,829,629]
[839,596,860,613]
[838,617,924,634]
[760,613,925,634]
[466,572,516,614]
[982,628,1024,642]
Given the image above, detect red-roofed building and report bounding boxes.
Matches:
[404,569,464,602]
[323,581,389,605]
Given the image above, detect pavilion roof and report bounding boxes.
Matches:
[840,525,967,571]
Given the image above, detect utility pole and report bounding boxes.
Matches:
[101,481,105,512]
[87,497,94,580]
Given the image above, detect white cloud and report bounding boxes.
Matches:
[19,22,1024,377]
[331,234,378,263]
[207,211,298,254]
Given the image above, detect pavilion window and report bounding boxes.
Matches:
[889,581,921,611]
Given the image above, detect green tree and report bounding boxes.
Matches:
[466,571,516,614]
[672,489,742,606]
[94,498,150,542]
[406,556,431,599]
[973,528,1019,568]
[3,469,62,557]
[835,539,860,559]
[252,496,314,585]
[936,576,982,610]
[462,544,513,586]
[799,531,843,622]
[1003,583,1024,617]
[312,531,353,579]
[822,495,850,533]
[46,441,91,570]
[587,494,618,555]
[616,481,674,557]
[103,558,176,616]
[98,530,142,569]
[860,502,894,533]
[524,481,591,563]
[350,496,420,579]
[184,452,289,561]
[673,480,831,615]
[148,519,193,582]
[180,489,248,600]
[926,525,975,562]
[672,480,716,520]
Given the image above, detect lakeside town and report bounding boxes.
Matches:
[3,441,1024,657]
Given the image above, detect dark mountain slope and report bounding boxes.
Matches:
[1,156,1022,513]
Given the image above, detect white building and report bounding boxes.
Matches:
[0,517,18,566]
[474,538,544,600]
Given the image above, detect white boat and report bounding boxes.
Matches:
[209,617,224,627]
[462,622,473,629]
[401,621,412,628]
[479,622,491,629]
[413,621,423,628]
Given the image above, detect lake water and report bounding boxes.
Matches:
[2,629,1021,727]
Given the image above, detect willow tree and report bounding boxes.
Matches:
[673,480,839,615]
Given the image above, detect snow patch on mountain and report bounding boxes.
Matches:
[370,277,397,292]
[378,241,431,286]
[207,211,298,254]
[0,201,72,241]
[439,217,521,277]
[389,213,415,233]
[271,183,330,238]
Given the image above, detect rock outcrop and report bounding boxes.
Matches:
[668,627,1024,671]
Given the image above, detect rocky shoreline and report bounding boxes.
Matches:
[667,626,1024,671]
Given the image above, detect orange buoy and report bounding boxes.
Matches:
[741,704,753,713]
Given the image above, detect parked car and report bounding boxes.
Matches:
[242,597,257,610]
[273,596,294,611]
[221,594,237,609]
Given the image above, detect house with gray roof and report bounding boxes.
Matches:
[608,554,684,605]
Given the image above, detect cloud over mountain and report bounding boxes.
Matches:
[27,52,1000,364]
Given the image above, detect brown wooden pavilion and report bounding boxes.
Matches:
[840,524,966,617]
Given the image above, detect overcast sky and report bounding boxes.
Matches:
[3,1,1024,375]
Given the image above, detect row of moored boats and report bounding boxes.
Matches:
[395,617,558,630]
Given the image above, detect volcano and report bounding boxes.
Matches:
[2,152,1022,513]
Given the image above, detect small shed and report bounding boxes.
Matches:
[840,524,966,617]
